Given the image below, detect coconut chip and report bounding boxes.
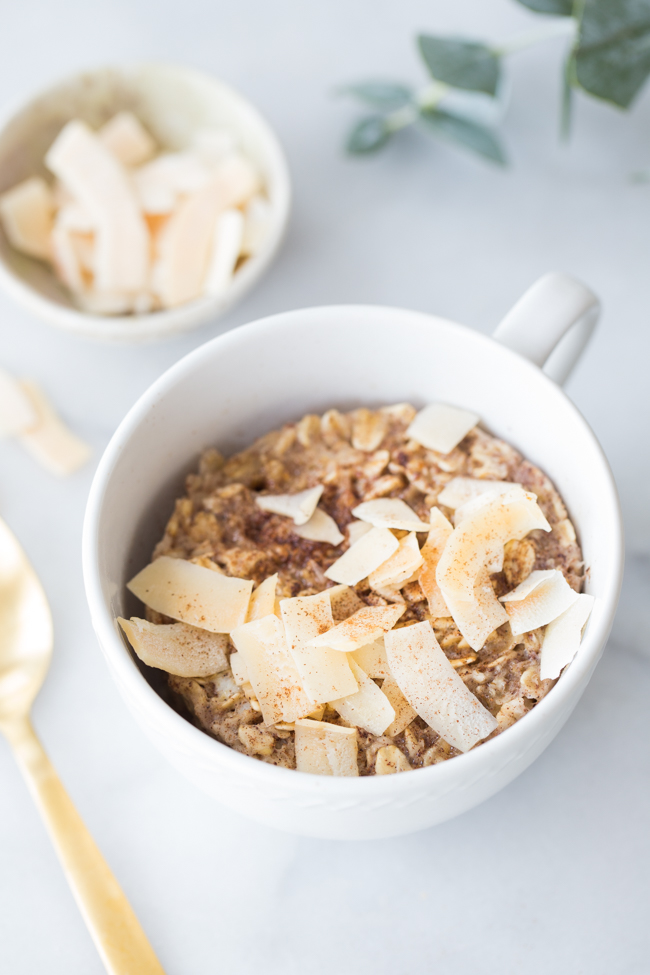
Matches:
[382,675,418,737]
[256,485,323,525]
[350,636,390,678]
[230,614,313,724]
[294,719,358,776]
[229,651,250,686]
[375,745,412,774]
[437,476,521,510]
[0,176,54,260]
[247,573,278,621]
[0,368,38,437]
[351,498,430,532]
[418,506,453,618]
[324,526,399,586]
[127,555,252,633]
[368,531,423,591]
[292,507,344,545]
[406,403,479,455]
[280,591,358,704]
[308,603,405,653]
[540,593,595,680]
[329,659,395,736]
[118,617,229,678]
[500,569,579,636]
[327,584,365,621]
[385,621,497,752]
[17,381,91,476]
[347,520,373,547]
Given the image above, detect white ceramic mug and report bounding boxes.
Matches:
[82,272,623,840]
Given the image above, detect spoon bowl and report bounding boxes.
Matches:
[0,516,166,975]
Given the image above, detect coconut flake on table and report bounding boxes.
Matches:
[406,403,479,454]
[280,591,358,704]
[368,532,423,592]
[385,621,497,752]
[324,526,399,586]
[437,476,522,510]
[436,492,550,650]
[540,593,595,680]
[350,636,390,679]
[308,604,405,653]
[45,120,150,294]
[0,176,54,260]
[292,508,344,545]
[418,506,453,618]
[375,745,412,774]
[127,555,252,633]
[328,659,395,736]
[500,569,579,636]
[381,675,418,737]
[230,614,313,724]
[118,617,229,678]
[98,111,156,166]
[294,719,358,776]
[247,573,278,622]
[0,368,38,437]
[17,381,91,476]
[351,497,430,532]
[256,485,323,525]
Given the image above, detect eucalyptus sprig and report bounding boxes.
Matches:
[339,0,650,166]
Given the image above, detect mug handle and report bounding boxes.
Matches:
[492,271,600,386]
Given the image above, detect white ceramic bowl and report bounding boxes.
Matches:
[83,273,623,840]
[0,64,291,343]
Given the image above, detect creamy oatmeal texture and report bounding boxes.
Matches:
[123,403,585,775]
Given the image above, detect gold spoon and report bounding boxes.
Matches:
[0,517,165,975]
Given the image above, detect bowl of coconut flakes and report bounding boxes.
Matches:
[0,64,291,343]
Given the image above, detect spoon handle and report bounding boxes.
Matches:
[4,716,166,975]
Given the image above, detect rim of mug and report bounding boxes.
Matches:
[82,303,624,793]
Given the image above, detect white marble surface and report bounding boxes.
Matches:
[0,1,649,972]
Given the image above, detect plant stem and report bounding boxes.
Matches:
[386,81,448,133]
[496,18,576,56]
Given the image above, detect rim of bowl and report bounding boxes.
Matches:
[82,304,624,794]
[0,62,292,344]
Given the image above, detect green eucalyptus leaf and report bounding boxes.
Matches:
[575,0,650,108]
[338,81,414,111]
[346,116,391,154]
[419,108,507,164]
[515,0,574,15]
[417,35,501,95]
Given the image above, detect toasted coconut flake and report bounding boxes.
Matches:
[99,111,156,166]
[204,207,244,297]
[436,493,550,649]
[329,659,395,736]
[118,617,228,678]
[229,651,250,686]
[17,381,91,476]
[369,531,423,590]
[45,120,149,293]
[351,408,387,452]
[418,507,453,618]
[385,621,497,752]
[500,569,579,636]
[280,592,358,704]
[292,508,344,545]
[247,574,278,621]
[375,745,411,774]
[230,614,313,724]
[0,176,54,260]
[382,675,418,737]
[347,520,373,547]
[324,526,399,586]
[407,403,479,454]
[350,636,390,678]
[309,604,405,653]
[540,593,594,680]
[327,584,365,621]
[453,485,529,528]
[437,476,519,510]
[127,555,252,633]
[0,368,37,437]
[256,485,323,525]
[351,498,430,532]
[295,719,358,776]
